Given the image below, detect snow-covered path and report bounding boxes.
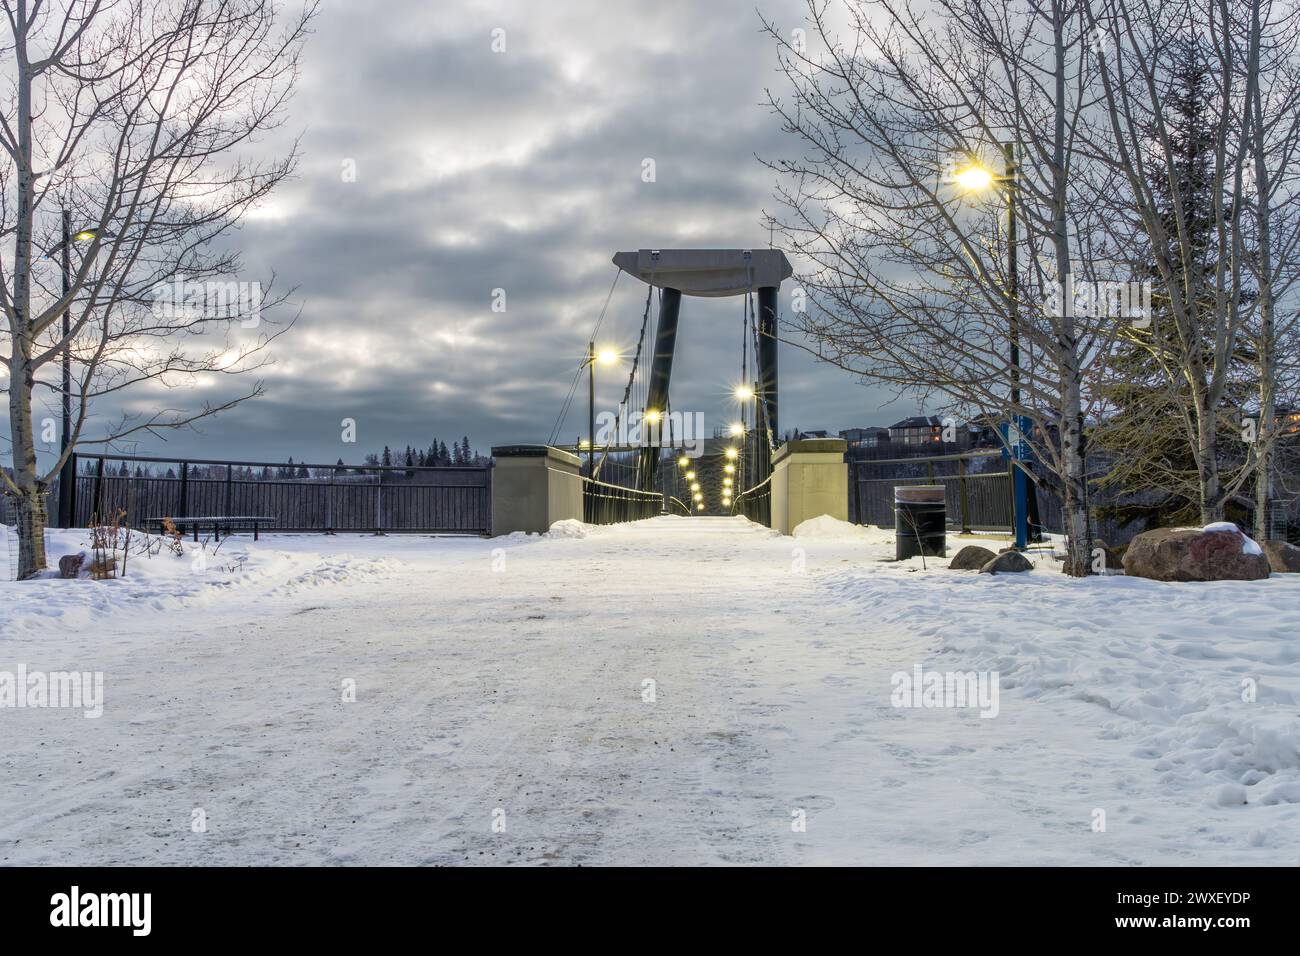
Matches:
[1,516,1297,865]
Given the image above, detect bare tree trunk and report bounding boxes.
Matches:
[1197,401,1225,522]
[7,1,46,578]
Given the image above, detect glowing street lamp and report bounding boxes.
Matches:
[677,455,689,468]
[734,385,754,402]
[690,482,700,492]
[724,463,735,474]
[685,470,696,481]
[583,343,621,479]
[952,162,994,192]
[725,447,738,460]
[728,422,744,437]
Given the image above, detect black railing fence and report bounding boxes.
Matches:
[582,476,664,525]
[732,474,772,526]
[57,453,491,535]
[850,451,1015,533]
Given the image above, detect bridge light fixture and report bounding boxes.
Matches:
[690,482,700,492]
[677,456,689,468]
[728,422,744,437]
[953,162,994,192]
[725,447,738,460]
[644,408,661,424]
[595,347,620,366]
[685,470,696,481]
[734,385,754,401]
[722,477,732,487]
[724,463,735,474]
[693,492,703,502]
[696,503,706,511]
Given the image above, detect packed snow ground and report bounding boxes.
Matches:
[1,516,1298,865]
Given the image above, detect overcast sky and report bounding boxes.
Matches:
[97,0,918,466]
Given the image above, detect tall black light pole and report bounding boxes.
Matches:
[956,146,1031,549]
[588,340,595,478]
[582,345,617,479]
[57,210,74,528]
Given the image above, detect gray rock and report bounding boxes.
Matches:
[1122,527,1270,582]
[58,552,86,579]
[980,550,1033,574]
[949,544,997,570]
[1261,539,1300,573]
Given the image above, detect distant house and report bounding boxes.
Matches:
[962,415,1002,449]
[839,426,890,450]
[888,415,945,446]
[798,429,833,439]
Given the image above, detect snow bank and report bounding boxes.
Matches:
[0,528,400,638]
[821,563,1300,810]
[546,519,592,538]
[792,514,877,540]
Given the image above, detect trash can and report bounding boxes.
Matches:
[895,485,946,559]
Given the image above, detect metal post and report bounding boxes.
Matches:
[757,286,779,447]
[959,457,972,534]
[57,209,74,528]
[852,461,863,524]
[225,464,233,517]
[68,452,79,528]
[588,340,596,479]
[90,455,105,524]
[1005,141,1028,550]
[326,466,337,534]
[179,461,189,518]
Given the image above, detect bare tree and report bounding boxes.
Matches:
[1085,0,1296,524]
[1,0,314,578]
[761,0,1121,575]
[1238,0,1300,537]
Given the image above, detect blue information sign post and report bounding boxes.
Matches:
[1001,416,1033,550]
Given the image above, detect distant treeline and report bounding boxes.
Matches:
[75,436,489,479]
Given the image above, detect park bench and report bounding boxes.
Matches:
[150,515,276,543]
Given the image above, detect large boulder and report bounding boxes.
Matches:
[949,544,997,570]
[1261,539,1300,573]
[58,552,86,579]
[980,550,1033,574]
[1122,526,1270,582]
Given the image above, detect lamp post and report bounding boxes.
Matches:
[45,213,103,528]
[59,210,72,528]
[954,145,1031,549]
[582,344,618,478]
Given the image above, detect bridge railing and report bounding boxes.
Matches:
[665,495,693,517]
[582,476,664,525]
[731,473,772,527]
[54,453,491,535]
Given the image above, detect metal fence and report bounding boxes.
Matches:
[850,451,1016,532]
[732,474,772,526]
[62,453,491,535]
[582,477,665,525]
